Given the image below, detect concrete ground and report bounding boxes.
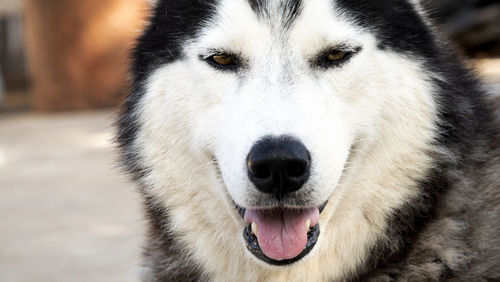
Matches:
[0,111,143,282]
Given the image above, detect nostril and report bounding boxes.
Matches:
[285,160,308,178]
[250,162,272,179]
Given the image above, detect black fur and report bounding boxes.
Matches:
[335,0,435,56]
[247,0,266,15]
[248,0,303,29]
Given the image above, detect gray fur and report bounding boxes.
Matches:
[357,95,500,281]
[140,198,208,281]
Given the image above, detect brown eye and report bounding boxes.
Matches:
[315,47,360,68]
[327,51,347,61]
[212,54,234,65]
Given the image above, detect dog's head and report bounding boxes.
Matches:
[119,0,441,272]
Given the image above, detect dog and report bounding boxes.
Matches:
[117,0,500,281]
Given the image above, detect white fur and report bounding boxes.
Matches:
[134,0,440,280]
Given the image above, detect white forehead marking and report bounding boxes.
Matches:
[196,0,371,56]
[196,0,271,54]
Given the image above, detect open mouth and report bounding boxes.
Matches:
[238,203,326,266]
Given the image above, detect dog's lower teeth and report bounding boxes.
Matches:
[305,219,311,230]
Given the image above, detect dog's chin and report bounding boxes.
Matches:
[235,201,328,266]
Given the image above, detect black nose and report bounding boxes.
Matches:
[247,136,311,199]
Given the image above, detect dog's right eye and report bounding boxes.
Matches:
[205,54,240,70]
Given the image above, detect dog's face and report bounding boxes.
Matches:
[126,0,439,273]
[206,1,364,208]
[195,1,367,263]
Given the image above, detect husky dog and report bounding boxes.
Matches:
[117,0,500,281]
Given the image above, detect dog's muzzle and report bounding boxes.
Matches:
[239,136,322,265]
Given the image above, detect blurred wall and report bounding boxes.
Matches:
[0,11,26,91]
[0,0,25,109]
[24,0,149,111]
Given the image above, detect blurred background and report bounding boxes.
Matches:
[0,0,499,281]
[0,1,149,281]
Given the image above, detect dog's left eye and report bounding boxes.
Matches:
[326,51,348,61]
[315,47,360,69]
[212,55,234,65]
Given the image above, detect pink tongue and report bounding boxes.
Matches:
[244,208,319,261]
